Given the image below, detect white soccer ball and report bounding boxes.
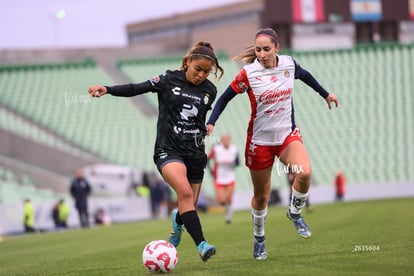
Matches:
[142,240,178,273]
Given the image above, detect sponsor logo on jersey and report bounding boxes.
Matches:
[173,126,182,134]
[172,86,181,95]
[270,75,277,82]
[180,104,198,120]
[203,94,210,105]
[259,88,292,104]
[150,75,160,85]
[159,152,168,159]
[238,81,247,92]
[284,70,290,78]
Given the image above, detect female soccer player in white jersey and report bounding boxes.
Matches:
[207,134,239,223]
[207,28,338,260]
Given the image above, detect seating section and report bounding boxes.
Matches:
[120,44,414,191]
[284,44,414,186]
[0,62,157,169]
[0,44,412,201]
[0,107,84,156]
[0,164,63,204]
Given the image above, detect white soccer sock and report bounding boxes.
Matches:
[251,207,267,238]
[290,188,309,215]
[225,204,232,222]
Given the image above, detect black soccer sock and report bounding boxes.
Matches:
[180,210,205,246]
[175,211,183,225]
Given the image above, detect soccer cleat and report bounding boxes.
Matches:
[286,210,312,239]
[168,209,183,247]
[253,239,267,260]
[197,241,216,262]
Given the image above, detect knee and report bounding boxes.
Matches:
[177,187,193,202]
[253,194,269,207]
[295,171,311,185]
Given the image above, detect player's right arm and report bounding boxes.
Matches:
[88,81,154,98]
[88,73,166,98]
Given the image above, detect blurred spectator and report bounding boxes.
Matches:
[52,199,70,229]
[127,171,141,197]
[58,199,70,228]
[143,172,173,219]
[94,208,112,226]
[70,169,91,228]
[23,198,35,233]
[207,134,239,223]
[150,178,169,219]
[268,188,281,206]
[52,202,60,228]
[136,180,150,198]
[335,171,346,202]
[197,191,209,213]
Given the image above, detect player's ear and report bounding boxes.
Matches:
[184,58,190,70]
[275,43,280,52]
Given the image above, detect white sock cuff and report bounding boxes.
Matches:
[251,207,268,218]
[292,188,309,198]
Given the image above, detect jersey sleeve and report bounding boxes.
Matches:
[106,81,153,97]
[293,58,329,98]
[106,72,168,97]
[230,68,250,94]
[148,72,169,93]
[207,85,238,126]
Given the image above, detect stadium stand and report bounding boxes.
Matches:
[0,43,412,201]
[291,43,414,186]
[0,106,85,156]
[119,44,414,192]
[0,164,63,204]
[0,61,157,169]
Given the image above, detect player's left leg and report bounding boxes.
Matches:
[279,140,312,238]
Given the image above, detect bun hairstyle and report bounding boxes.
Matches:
[234,28,280,64]
[181,41,224,80]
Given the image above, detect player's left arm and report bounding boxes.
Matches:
[294,59,338,109]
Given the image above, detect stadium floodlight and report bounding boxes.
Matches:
[55,9,66,20]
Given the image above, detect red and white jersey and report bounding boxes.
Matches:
[208,144,238,185]
[231,56,296,146]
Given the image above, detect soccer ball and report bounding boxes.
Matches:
[142,240,178,273]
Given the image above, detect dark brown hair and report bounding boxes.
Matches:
[234,28,279,64]
[181,41,224,80]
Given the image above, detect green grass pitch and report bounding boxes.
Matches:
[0,197,413,275]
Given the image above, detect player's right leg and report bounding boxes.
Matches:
[197,240,216,262]
[249,167,272,260]
[169,208,183,247]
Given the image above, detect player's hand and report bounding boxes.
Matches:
[206,123,214,136]
[325,93,338,109]
[88,85,107,97]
